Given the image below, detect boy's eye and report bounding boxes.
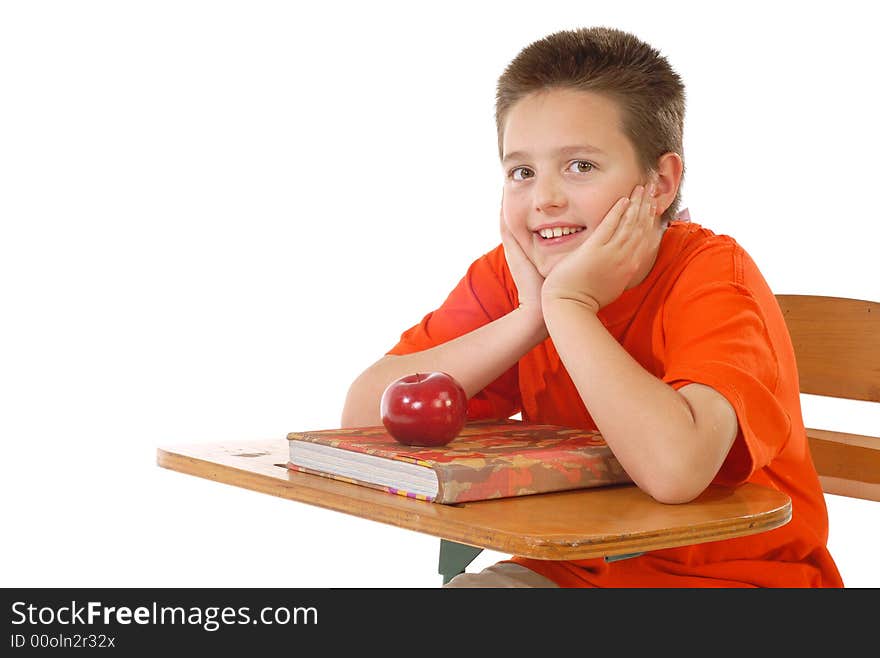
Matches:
[508,166,533,181]
[568,160,594,174]
[507,161,595,181]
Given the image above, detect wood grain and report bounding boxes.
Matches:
[157,439,792,560]
[808,428,880,501]
[775,294,880,402]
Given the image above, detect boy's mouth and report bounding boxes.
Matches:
[533,225,586,246]
[536,226,584,239]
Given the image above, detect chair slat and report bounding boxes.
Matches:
[807,428,880,502]
[775,295,880,403]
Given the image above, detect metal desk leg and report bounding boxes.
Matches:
[604,552,644,562]
[438,539,483,584]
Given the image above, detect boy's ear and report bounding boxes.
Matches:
[652,152,683,213]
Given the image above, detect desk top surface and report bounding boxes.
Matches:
[157,438,791,560]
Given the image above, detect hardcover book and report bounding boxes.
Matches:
[286,420,631,504]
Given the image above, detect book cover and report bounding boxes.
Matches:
[286,420,632,504]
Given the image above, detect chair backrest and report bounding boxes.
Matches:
[775,294,880,501]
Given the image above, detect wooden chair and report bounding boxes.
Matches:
[775,294,880,501]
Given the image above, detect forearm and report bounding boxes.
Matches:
[543,298,704,503]
[340,308,547,427]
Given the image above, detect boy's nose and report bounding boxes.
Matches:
[533,176,567,212]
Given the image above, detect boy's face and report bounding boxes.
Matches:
[501,88,650,277]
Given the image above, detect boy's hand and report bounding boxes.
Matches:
[500,206,546,325]
[541,182,663,314]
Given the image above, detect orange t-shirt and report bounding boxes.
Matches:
[386,220,843,588]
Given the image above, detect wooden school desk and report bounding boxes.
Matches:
[157,438,792,584]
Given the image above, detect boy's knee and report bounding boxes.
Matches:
[442,562,559,588]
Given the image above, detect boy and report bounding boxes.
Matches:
[341,27,843,587]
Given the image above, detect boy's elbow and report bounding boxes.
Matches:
[340,355,401,428]
[639,467,714,505]
[339,405,359,429]
[340,375,381,428]
[646,484,703,505]
[340,387,367,428]
[340,405,370,429]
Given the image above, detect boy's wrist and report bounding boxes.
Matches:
[542,293,601,317]
[513,305,549,344]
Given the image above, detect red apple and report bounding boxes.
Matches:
[380,371,468,447]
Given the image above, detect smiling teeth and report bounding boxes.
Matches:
[538,226,584,239]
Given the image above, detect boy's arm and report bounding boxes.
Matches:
[340,307,546,427]
[541,184,738,504]
[542,299,738,504]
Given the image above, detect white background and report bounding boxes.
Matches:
[2,0,877,588]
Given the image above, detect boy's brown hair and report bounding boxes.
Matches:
[495,26,686,222]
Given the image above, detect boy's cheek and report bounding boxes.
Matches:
[519,235,545,270]
[511,224,534,249]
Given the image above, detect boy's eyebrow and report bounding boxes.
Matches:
[501,144,607,165]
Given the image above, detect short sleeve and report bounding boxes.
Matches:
[385,245,521,420]
[661,265,792,487]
